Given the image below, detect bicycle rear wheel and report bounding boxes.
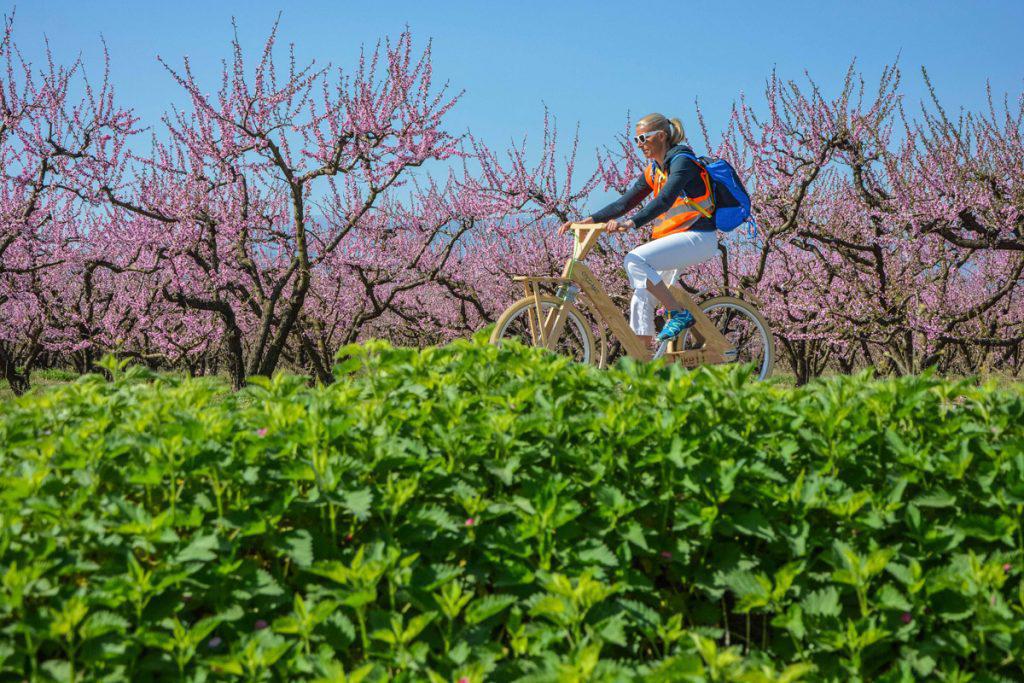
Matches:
[658,296,774,380]
[490,295,597,365]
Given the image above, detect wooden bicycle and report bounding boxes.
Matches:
[489,223,775,379]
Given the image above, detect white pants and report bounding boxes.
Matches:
[623,229,719,336]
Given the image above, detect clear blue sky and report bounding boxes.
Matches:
[6,0,1023,207]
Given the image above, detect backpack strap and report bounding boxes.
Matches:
[665,152,713,219]
[653,151,693,175]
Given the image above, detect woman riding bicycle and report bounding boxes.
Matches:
[558,113,717,348]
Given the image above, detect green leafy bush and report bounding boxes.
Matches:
[1,336,1022,682]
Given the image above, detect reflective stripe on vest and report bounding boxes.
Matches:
[643,156,714,240]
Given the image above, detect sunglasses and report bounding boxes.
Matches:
[633,130,664,145]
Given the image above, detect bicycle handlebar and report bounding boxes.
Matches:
[570,222,606,233]
[565,223,609,262]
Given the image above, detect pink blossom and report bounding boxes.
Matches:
[0,9,1020,390]
[465,517,475,527]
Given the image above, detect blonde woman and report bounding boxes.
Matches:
[559,113,717,346]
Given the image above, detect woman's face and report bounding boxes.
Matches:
[635,122,668,160]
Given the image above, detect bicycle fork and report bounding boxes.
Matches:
[539,297,573,351]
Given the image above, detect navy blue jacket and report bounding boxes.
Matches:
[590,144,715,231]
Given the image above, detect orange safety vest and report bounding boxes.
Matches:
[644,155,715,240]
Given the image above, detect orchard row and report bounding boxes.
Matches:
[1,17,1021,393]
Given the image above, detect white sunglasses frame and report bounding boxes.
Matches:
[633,130,665,145]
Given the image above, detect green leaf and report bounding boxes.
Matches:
[343,489,374,520]
[486,457,521,486]
[255,568,285,597]
[448,640,471,665]
[771,604,806,641]
[594,613,628,646]
[401,611,436,643]
[40,660,72,683]
[912,489,956,508]
[595,486,628,514]
[576,541,618,567]
[905,648,937,677]
[341,589,377,609]
[413,504,457,531]
[284,530,314,568]
[273,615,301,635]
[621,522,649,550]
[325,611,356,647]
[465,594,517,625]
[618,598,660,628]
[209,656,245,676]
[529,595,567,623]
[772,561,805,602]
[80,611,130,640]
[176,533,219,563]
[876,584,912,611]
[777,662,818,682]
[956,514,1015,542]
[931,590,974,621]
[731,508,777,541]
[191,616,221,644]
[370,628,396,645]
[255,633,293,668]
[864,548,896,577]
[801,587,841,617]
[726,570,771,612]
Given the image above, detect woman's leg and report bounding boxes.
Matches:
[624,230,718,339]
[628,287,662,347]
[628,268,681,347]
[646,279,683,313]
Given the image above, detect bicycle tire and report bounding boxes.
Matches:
[656,295,775,380]
[490,295,598,365]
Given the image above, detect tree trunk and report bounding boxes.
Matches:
[0,344,31,396]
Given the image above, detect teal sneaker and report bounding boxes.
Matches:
[656,309,695,342]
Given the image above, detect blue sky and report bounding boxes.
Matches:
[6,0,1023,208]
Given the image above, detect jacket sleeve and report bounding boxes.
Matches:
[629,155,705,228]
[588,175,651,222]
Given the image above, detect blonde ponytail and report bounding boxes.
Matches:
[668,117,685,145]
[637,112,686,145]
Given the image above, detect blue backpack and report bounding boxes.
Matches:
[673,152,755,233]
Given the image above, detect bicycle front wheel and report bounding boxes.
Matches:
[490,295,597,365]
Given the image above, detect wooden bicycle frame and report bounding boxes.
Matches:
[514,224,733,368]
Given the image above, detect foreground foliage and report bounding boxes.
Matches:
[1,337,1023,682]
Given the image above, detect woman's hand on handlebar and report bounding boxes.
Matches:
[606,218,635,233]
[558,215,594,236]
